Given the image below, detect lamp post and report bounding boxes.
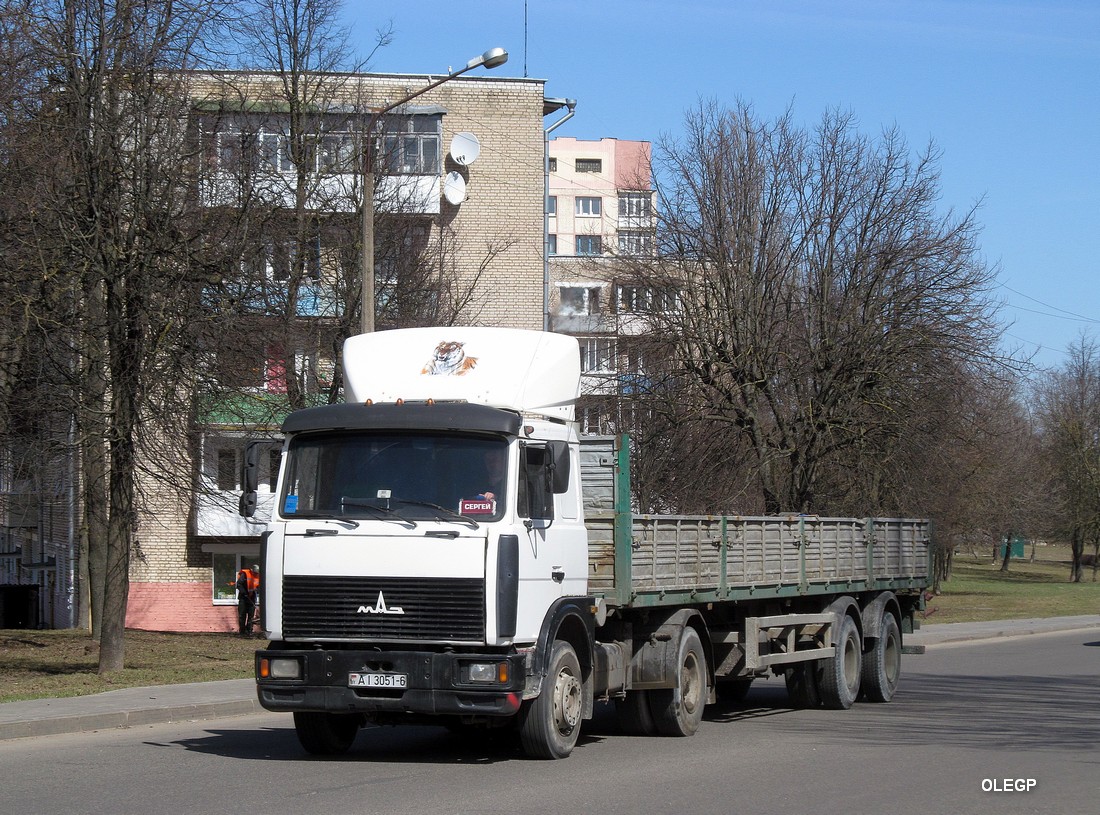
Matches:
[360,47,508,334]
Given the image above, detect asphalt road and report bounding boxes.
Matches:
[1,628,1096,815]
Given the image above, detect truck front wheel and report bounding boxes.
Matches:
[293,711,360,755]
[520,640,583,759]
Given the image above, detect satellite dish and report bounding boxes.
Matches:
[443,171,467,205]
[450,132,481,166]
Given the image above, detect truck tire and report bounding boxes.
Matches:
[861,611,901,702]
[520,640,583,759]
[818,613,862,710]
[615,690,658,735]
[293,711,359,755]
[649,628,708,737]
[784,663,821,708]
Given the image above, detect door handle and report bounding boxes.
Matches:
[551,567,565,583]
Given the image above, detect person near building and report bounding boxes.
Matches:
[233,563,260,636]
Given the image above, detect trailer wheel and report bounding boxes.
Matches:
[784,663,821,708]
[293,712,359,755]
[650,628,708,737]
[520,640,583,759]
[861,611,901,702]
[818,614,862,709]
[615,690,658,735]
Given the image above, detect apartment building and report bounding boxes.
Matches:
[0,70,560,633]
[546,137,660,434]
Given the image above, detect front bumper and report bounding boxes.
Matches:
[255,647,525,718]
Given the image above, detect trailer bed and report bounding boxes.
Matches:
[580,436,930,608]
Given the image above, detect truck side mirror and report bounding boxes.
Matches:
[548,440,570,494]
[238,441,261,518]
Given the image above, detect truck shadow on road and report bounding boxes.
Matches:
[708,668,1100,753]
[169,652,1100,762]
[168,722,611,764]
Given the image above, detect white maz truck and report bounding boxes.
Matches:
[241,327,931,759]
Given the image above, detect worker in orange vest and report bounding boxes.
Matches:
[233,564,260,636]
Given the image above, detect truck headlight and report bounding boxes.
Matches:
[466,661,509,684]
[260,656,302,680]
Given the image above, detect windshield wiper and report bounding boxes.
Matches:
[340,497,418,528]
[297,512,359,529]
[394,499,480,530]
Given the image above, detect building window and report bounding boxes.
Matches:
[575,235,602,256]
[247,238,322,283]
[547,196,557,216]
[559,285,601,315]
[548,157,558,172]
[209,439,280,494]
[575,196,602,217]
[269,448,282,488]
[618,192,652,219]
[212,552,242,605]
[217,448,238,491]
[575,158,603,173]
[579,337,616,373]
[380,114,442,175]
[259,132,292,173]
[617,231,652,256]
[318,132,358,174]
[547,234,557,255]
[215,128,244,173]
[615,285,681,313]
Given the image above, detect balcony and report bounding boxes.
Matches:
[550,313,616,334]
[201,171,441,215]
[195,490,272,538]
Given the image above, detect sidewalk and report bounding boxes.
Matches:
[2,615,1098,742]
[0,678,261,741]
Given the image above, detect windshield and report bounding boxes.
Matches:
[279,431,508,524]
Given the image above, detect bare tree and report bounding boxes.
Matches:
[609,101,1009,516]
[7,0,232,671]
[1036,335,1100,582]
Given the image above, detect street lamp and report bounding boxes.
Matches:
[360,48,509,334]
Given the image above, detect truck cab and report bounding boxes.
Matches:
[248,328,590,756]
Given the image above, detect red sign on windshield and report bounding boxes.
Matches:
[459,498,495,515]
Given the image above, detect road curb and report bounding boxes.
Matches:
[0,698,264,741]
[0,678,262,742]
[910,615,1100,646]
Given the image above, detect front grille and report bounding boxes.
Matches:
[282,575,485,642]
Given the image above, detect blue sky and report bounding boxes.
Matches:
[342,0,1099,370]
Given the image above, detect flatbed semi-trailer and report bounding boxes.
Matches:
[244,327,931,758]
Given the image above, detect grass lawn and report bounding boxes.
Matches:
[1,543,1097,704]
[923,542,1100,624]
[0,630,258,704]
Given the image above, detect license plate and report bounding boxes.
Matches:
[348,672,407,689]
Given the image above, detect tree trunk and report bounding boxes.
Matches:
[80,279,110,637]
[98,277,141,674]
[999,530,1014,572]
[1070,526,1084,583]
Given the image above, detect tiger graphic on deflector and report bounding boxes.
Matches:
[421,341,478,376]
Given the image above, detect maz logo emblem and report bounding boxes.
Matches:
[357,592,405,615]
